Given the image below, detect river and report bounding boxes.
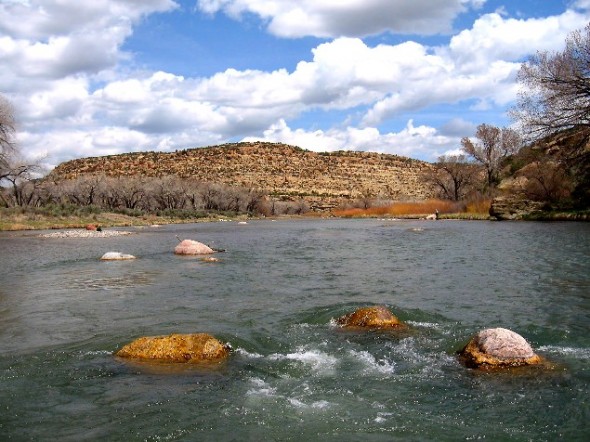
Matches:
[0,219,589,440]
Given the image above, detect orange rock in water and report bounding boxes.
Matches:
[336,306,404,329]
[459,328,542,368]
[116,333,230,363]
[174,239,215,255]
[85,224,97,231]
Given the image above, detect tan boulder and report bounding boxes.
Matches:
[174,239,215,255]
[336,306,404,329]
[116,333,230,363]
[459,327,542,368]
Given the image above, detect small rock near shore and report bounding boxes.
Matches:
[459,327,542,368]
[174,239,215,255]
[100,251,136,260]
[116,333,231,363]
[336,305,404,329]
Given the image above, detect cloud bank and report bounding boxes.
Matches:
[0,0,589,167]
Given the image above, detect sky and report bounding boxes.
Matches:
[1,0,590,170]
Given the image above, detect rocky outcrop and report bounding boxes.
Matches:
[336,306,404,329]
[490,195,545,220]
[489,176,545,220]
[174,239,215,255]
[459,327,542,368]
[116,333,231,363]
[100,251,136,260]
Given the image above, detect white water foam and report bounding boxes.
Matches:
[235,348,264,359]
[246,377,333,411]
[406,321,442,329]
[348,350,395,375]
[246,377,277,397]
[538,345,590,359]
[81,350,112,356]
[268,347,338,374]
[288,398,331,410]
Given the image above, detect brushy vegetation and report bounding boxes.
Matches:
[332,199,491,219]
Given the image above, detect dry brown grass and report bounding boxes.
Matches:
[465,199,491,214]
[332,198,492,219]
[333,199,457,218]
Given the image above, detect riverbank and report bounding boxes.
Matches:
[0,208,255,231]
[2,206,587,232]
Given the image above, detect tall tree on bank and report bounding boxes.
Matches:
[512,22,590,207]
[461,124,521,191]
[0,94,43,207]
[0,94,16,182]
[424,154,480,201]
[513,23,590,139]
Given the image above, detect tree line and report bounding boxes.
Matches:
[0,173,316,217]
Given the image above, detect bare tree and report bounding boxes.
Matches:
[1,94,17,182]
[513,23,590,139]
[521,159,574,204]
[149,176,187,211]
[0,159,42,207]
[461,124,521,190]
[425,154,480,201]
[512,23,590,206]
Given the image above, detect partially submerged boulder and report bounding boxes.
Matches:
[116,333,231,363]
[174,239,215,255]
[459,327,542,368]
[336,306,404,329]
[100,251,136,260]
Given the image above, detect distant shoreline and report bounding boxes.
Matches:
[2,208,588,232]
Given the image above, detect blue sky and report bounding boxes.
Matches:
[1,0,589,168]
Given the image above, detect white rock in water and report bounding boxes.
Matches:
[174,239,215,255]
[459,327,541,368]
[100,251,136,260]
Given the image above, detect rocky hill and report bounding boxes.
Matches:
[50,142,435,207]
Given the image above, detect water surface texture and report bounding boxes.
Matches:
[1,219,589,440]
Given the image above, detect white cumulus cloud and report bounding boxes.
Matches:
[196,0,486,38]
[2,0,590,166]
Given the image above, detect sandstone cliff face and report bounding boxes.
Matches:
[489,177,545,220]
[50,142,435,204]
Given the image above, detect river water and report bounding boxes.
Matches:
[0,219,589,441]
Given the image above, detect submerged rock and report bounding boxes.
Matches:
[174,239,215,255]
[336,306,404,329]
[116,333,230,363]
[100,251,136,260]
[459,327,542,368]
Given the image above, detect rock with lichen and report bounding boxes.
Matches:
[115,333,230,363]
[459,327,542,368]
[336,306,404,329]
